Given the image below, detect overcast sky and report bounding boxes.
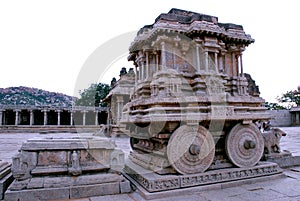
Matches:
[0,0,299,103]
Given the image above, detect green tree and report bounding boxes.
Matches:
[264,102,287,110]
[76,83,110,107]
[277,90,300,108]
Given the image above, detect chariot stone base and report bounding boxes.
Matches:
[4,173,131,201]
[124,160,283,199]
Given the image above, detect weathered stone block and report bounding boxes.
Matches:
[43,176,72,188]
[120,180,131,193]
[26,177,44,189]
[0,171,13,200]
[6,136,130,200]
[11,136,125,180]
[4,187,69,201]
[73,174,123,186]
[70,182,120,198]
[8,179,30,191]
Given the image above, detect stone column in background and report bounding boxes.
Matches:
[57,110,61,126]
[95,110,99,126]
[0,110,3,126]
[15,110,20,126]
[43,110,48,126]
[82,111,86,126]
[70,111,74,126]
[29,110,34,126]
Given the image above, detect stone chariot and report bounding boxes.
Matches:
[121,8,282,193]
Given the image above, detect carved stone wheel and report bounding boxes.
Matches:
[167,125,215,174]
[225,123,264,168]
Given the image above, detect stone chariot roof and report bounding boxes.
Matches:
[129,8,254,52]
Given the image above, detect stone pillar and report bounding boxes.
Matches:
[107,104,111,125]
[15,110,20,125]
[156,52,159,72]
[145,51,149,79]
[57,110,61,126]
[141,62,144,81]
[232,52,237,77]
[173,49,177,71]
[29,110,34,126]
[70,112,74,126]
[161,42,166,69]
[134,66,138,86]
[219,55,224,73]
[116,96,124,125]
[95,110,99,126]
[214,52,218,72]
[0,110,3,126]
[138,65,141,81]
[205,51,209,72]
[82,111,86,126]
[196,44,201,72]
[239,54,244,77]
[43,110,47,126]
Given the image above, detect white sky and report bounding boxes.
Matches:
[0,0,299,102]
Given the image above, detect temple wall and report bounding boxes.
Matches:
[267,110,292,127]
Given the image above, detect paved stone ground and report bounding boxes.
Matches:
[1,127,300,200]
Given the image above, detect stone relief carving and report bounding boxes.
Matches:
[11,151,37,181]
[68,150,82,176]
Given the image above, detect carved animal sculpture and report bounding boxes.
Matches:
[262,128,286,154]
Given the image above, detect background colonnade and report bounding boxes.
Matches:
[0,106,108,126]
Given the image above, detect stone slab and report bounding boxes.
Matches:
[124,160,282,193]
[5,173,132,200]
[22,136,115,150]
[125,170,285,201]
[266,155,300,168]
[0,162,11,178]
[0,173,13,200]
[0,162,13,200]
[4,187,70,201]
[70,182,120,199]
[90,194,134,201]
[123,160,283,199]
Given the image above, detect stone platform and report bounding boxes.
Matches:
[124,160,282,199]
[4,173,130,201]
[4,135,131,201]
[264,150,300,168]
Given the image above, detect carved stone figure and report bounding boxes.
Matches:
[68,150,82,176]
[11,151,37,181]
[262,128,286,154]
